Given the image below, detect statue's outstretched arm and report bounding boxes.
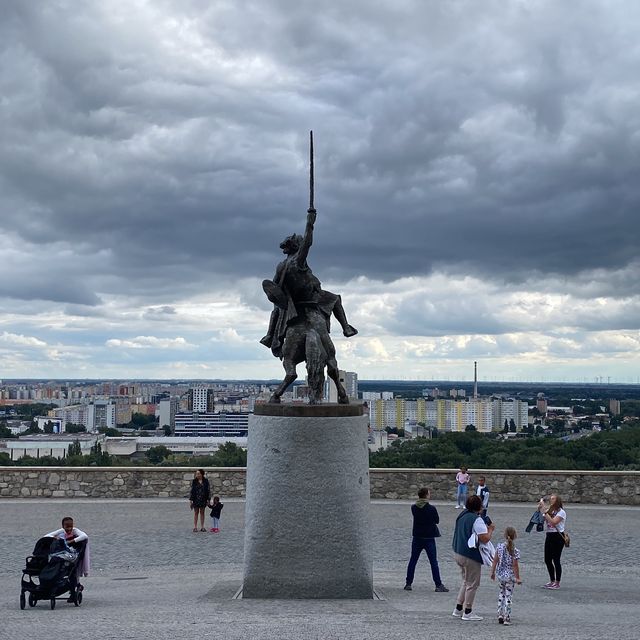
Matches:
[296,209,316,267]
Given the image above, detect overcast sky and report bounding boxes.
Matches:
[1,0,640,382]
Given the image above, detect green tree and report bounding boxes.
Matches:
[67,440,82,457]
[88,442,111,466]
[509,419,517,433]
[210,442,247,466]
[146,445,172,464]
[66,423,87,433]
[14,455,41,466]
[163,424,172,436]
[43,420,55,434]
[503,419,509,434]
[36,455,61,466]
[0,424,14,438]
[465,424,477,432]
[14,403,56,420]
[98,427,123,437]
[24,421,43,435]
[549,418,566,434]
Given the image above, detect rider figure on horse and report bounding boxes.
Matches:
[260,208,357,360]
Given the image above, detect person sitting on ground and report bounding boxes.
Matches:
[404,487,449,593]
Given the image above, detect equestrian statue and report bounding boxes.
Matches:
[260,132,358,404]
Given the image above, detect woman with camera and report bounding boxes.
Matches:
[538,494,567,589]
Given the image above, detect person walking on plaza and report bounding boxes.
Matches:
[452,494,495,621]
[475,475,491,523]
[404,487,449,593]
[455,466,470,508]
[209,495,224,533]
[539,494,567,589]
[490,526,522,625]
[189,469,211,532]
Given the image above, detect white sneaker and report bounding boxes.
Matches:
[455,505,461,509]
[462,612,483,621]
[452,609,462,617]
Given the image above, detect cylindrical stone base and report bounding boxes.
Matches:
[243,404,373,599]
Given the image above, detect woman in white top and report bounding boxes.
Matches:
[46,516,88,546]
[46,516,91,586]
[538,494,567,589]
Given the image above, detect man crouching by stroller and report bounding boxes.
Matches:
[45,517,90,600]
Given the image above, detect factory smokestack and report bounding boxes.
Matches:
[473,361,478,399]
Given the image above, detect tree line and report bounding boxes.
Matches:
[369,421,640,470]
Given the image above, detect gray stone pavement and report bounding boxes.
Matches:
[1,499,638,639]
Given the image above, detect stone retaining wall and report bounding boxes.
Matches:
[368,469,640,505]
[0,467,638,504]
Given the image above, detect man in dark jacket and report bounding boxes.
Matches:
[404,487,449,592]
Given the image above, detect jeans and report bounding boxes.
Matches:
[211,517,220,529]
[456,484,468,507]
[405,537,443,586]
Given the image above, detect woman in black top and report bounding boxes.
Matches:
[189,469,211,532]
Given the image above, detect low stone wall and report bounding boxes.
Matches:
[0,468,246,499]
[368,469,640,505]
[0,467,638,504]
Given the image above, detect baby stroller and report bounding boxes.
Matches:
[20,536,86,610]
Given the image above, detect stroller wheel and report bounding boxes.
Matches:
[50,597,56,610]
[20,593,26,610]
[28,593,37,607]
[74,591,83,606]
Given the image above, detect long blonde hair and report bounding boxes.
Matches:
[505,526,517,557]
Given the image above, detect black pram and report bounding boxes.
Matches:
[20,536,86,610]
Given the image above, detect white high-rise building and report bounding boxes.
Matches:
[189,387,215,413]
[323,370,358,402]
[158,398,180,431]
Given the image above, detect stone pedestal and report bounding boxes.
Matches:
[242,403,373,599]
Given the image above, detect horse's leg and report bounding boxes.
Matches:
[269,369,297,403]
[269,332,301,403]
[319,326,349,404]
[326,360,349,404]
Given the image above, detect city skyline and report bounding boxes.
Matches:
[1,2,640,381]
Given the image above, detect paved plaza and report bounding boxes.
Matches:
[1,498,638,639]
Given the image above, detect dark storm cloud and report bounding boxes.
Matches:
[1,0,639,309]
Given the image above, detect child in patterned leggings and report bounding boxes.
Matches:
[490,527,522,625]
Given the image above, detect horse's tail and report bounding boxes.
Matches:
[305,328,326,404]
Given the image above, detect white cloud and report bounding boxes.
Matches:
[0,332,47,348]
[105,336,194,349]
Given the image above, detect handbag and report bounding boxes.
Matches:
[560,531,570,548]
